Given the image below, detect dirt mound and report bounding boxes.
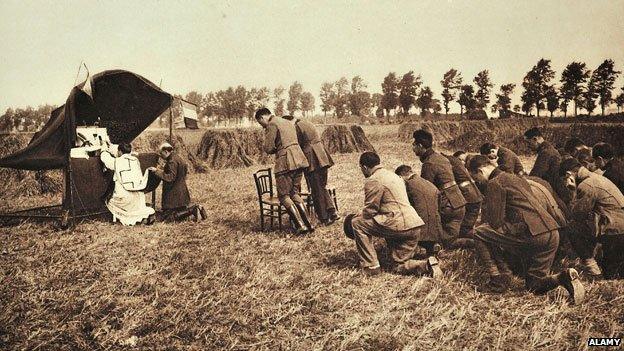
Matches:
[133,132,208,173]
[0,134,63,197]
[321,124,376,154]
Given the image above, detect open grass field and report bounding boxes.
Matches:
[1,131,623,350]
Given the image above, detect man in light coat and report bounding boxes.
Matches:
[347,152,441,277]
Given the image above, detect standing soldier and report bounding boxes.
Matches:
[255,108,313,234]
[479,142,525,175]
[150,142,206,222]
[446,152,484,244]
[283,115,340,225]
[412,129,467,247]
[468,155,585,303]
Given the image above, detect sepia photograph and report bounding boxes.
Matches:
[0,1,623,349]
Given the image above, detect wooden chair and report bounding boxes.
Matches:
[254,168,339,231]
[253,168,286,231]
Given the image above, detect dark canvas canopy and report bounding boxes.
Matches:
[0,70,172,170]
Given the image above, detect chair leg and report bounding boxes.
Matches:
[260,208,265,232]
[278,206,283,230]
[270,205,275,230]
[332,189,338,211]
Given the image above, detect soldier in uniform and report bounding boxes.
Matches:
[468,155,585,303]
[524,127,571,203]
[560,158,624,279]
[479,142,525,175]
[346,152,441,277]
[395,165,445,256]
[592,142,624,193]
[412,129,467,248]
[255,108,312,235]
[150,142,206,222]
[283,115,339,225]
[446,152,484,244]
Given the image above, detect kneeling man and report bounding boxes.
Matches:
[347,152,441,277]
[468,155,584,303]
[150,142,206,222]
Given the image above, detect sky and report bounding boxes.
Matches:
[1,0,623,114]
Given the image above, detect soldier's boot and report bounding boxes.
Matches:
[286,205,309,235]
[295,203,315,233]
[558,268,585,304]
[198,205,207,220]
[580,258,603,280]
[174,207,195,221]
[395,257,442,279]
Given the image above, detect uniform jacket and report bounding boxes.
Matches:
[445,154,483,204]
[404,174,445,241]
[483,169,559,236]
[362,166,425,231]
[154,154,191,210]
[572,167,624,236]
[420,149,467,210]
[497,146,525,175]
[264,116,309,175]
[602,157,624,194]
[294,118,333,172]
[529,141,562,186]
[526,176,568,228]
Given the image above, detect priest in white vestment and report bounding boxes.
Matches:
[100,143,155,226]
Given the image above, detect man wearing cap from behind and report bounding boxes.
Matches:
[344,151,441,277]
[150,142,206,222]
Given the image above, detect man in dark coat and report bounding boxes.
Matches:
[412,129,467,248]
[479,142,525,175]
[560,158,624,279]
[283,115,339,225]
[151,142,205,222]
[395,165,445,255]
[468,155,585,303]
[593,142,624,193]
[524,127,571,202]
[446,153,484,241]
[255,108,312,234]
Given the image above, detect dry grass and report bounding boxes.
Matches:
[1,137,623,350]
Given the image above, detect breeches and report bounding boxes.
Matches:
[305,168,335,221]
[275,170,304,208]
[351,215,421,271]
[475,223,559,292]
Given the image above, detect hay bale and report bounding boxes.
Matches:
[196,129,255,169]
[322,124,375,154]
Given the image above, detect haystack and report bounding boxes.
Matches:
[321,124,375,154]
[0,134,63,197]
[195,128,270,169]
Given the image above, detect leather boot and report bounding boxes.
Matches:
[286,205,309,235]
[558,268,585,304]
[295,203,315,233]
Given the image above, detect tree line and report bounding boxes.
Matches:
[2,58,623,132]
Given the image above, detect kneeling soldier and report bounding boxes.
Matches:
[468,155,584,303]
[560,158,624,279]
[395,165,445,256]
[346,152,441,277]
[255,108,313,234]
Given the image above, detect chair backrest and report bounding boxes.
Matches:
[253,168,274,198]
